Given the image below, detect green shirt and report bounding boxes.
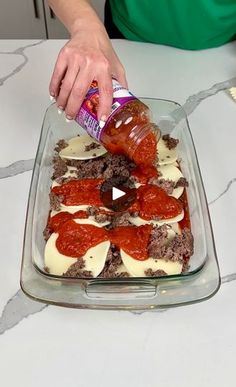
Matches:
[109,0,236,50]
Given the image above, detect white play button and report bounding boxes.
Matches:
[100,177,137,212]
[112,187,126,201]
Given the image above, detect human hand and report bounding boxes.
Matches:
[49,25,127,124]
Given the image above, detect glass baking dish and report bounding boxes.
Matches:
[20,98,220,310]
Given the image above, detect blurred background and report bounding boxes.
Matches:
[0,0,105,38]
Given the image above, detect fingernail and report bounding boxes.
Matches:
[99,115,107,129]
[58,106,64,114]
[50,95,55,102]
[66,116,73,123]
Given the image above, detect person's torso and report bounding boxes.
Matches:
[109,0,236,49]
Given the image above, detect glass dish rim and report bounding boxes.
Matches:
[20,97,221,308]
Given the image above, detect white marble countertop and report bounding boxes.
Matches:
[0,40,236,387]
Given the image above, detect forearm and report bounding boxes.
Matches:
[48,0,127,121]
[47,0,104,35]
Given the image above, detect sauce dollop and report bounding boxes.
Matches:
[56,220,152,261]
[56,221,108,257]
[52,179,103,206]
[109,224,152,260]
[137,185,183,220]
[131,164,158,184]
[48,210,88,233]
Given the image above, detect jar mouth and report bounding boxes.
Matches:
[127,123,161,158]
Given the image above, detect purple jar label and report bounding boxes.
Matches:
[76,79,136,141]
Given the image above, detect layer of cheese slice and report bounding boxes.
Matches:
[120,249,182,277]
[45,219,110,276]
[51,205,111,226]
[129,210,184,227]
[157,138,178,165]
[120,226,182,276]
[59,134,107,160]
[158,164,184,199]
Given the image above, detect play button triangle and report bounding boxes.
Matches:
[112,187,126,201]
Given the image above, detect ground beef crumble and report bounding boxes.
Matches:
[43,225,52,241]
[54,139,68,153]
[175,177,189,188]
[148,225,169,257]
[149,177,175,195]
[149,228,194,262]
[162,134,179,150]
[87,206,99,216]
[46,137,194,278]
[67,153,135,180]
[87,207,131,227]
[145,269,167,277]
[99,245,129,278]
[51,156,68,180]
[110,212,132,228]
[84,142,101,151]
[94,213,112,223]
[63,259,93,278]
[49,191,64,211]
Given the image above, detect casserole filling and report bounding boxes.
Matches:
[43,133,193,278]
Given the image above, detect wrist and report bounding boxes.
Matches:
[70,16,104,37]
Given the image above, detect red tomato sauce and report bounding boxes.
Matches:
[55,220,152,261]
[52,179,103,206]
[131,164,158,184]
[179,190,191,229]
[109,224,152,260]
[48,210,88,233]
[133,132,157,166]
[136,185,183,220]
[49,145,191,261]
[56,221,109,257]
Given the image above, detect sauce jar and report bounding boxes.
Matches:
[76,79,160,166]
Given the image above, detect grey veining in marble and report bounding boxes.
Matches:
[0,290,47,336]
[0,159,34,179]
[0,40,44,86]
[222,273,236,284]
[0,40,236,336]
[159,76,236,132]
[209,177,236,205]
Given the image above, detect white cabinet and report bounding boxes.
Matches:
[0,0,105,39]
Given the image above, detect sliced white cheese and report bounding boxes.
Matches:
[59,134,107,160]
[73,218,108,227]
[169,222,181,235]
[120,227,182,277]
[51,204,90,218]
[157,137,178,165]
[45,232,77,275]
[158,164,184,199]
[59,204,110,213]
[45,218,110,277]
[51,206,111,226]
[129,210,184,227]
[120,249,182,277]
[81,241,110,277]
